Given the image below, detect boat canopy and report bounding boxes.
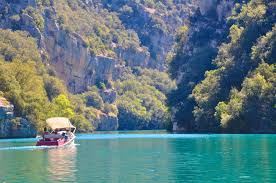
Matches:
[46,117,75,130]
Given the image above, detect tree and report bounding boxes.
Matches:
[48,94,75,119]
[192,0,276,132]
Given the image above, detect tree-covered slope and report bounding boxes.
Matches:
[0,29,71,131]
[169,0,276,133]
[168,0,236,131]
[115,67,175,130]
[0,0,274,135]
[0,0,182,133]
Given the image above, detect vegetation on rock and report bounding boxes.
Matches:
[115,67,174,130]
[0,0,275,134]
[0,29,93,132]
[168,0,276,133]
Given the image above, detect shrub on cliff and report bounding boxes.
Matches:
[168,0,276,132]
[0,29,93,132]
[53,0,140,57]
[192,0,276,132]
[0,29,51,129]
[115,68,173,130]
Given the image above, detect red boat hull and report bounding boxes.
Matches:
[36,136,75,147]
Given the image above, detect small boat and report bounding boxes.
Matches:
[36,117,76,147]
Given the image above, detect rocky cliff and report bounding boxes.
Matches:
[0,0,240,135]
[92,111,118,131]
[168,0,276,133]
[168,0,237,131]
[0,0,193,134]
[0,0,199,92]
[0,97,36,138]
[0,118,37,138]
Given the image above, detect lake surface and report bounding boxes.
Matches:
[0,131,276,183]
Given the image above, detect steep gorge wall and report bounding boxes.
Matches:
[0,0,235,94]
[0,0,239,134]
[0,97,36,138]
[169,0,237,131]
[0,0,198,93]
[0,0,147,93]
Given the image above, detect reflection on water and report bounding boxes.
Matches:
[0,142,77,183]
[1,133,276,183]
[47,144,77,182]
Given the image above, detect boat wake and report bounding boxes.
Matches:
[0,145,53,151]
[0,143,79,151]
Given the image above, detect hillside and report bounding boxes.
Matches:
[0,0,194,135]
[168,0,276,133]
[0,0,275,137]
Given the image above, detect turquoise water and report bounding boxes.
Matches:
[1,131,276,183]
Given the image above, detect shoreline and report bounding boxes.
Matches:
[1,130,276,139]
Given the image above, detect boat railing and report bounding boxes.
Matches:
[44,134,63,139]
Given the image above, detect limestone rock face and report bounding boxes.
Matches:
[100,89,117,104]
[0,118,37,138]
[0,0,236,132]
[198,0,217,15]
[116,46,150,68]
[88,0,199,70]
[0,97,14,120]
[92,112,119,131]
[197,0,234,20]
[171,0,236,131]
[0,0,201,92]
[21,13,42,38]
[216,0,234,21]
[0,3,121,93]
[40,6,161,93]
[0,97,36,138]
[41,8,117,93]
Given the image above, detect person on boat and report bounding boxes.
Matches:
[64,133,68,140]
[36,117,76,146]
[43,127,49,140]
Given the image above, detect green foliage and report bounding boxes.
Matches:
[192,0,276,132]
[115,68,172,130]
[71,114,93,133]
[167,4,221,130]
[229,25,244,43]
[251,25,276,64]
[0,30,41,63]
[48,94,75,119]
[120,5,133,14]
[168,0,276,132]
[53,0,140,57]
[44,76,67,101]
[99,82,107,90]
[36,0,51,6]
[23,6,45,32]
[0,30,49,130]
[2,0,274,134]
[9,14,21,30]
[132,67,176,94]
[229,0,267,25]
[215,63,276,132]
[0,59,49,129]
[69,86,122,132]
[143,0,155,8]
[0,29,93,132]
[104,104,118,116]
[100,0,186,61]
[70,95,95,132]
[193,1,274,127]
[78,87,104,110]
[175,26,188,45]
